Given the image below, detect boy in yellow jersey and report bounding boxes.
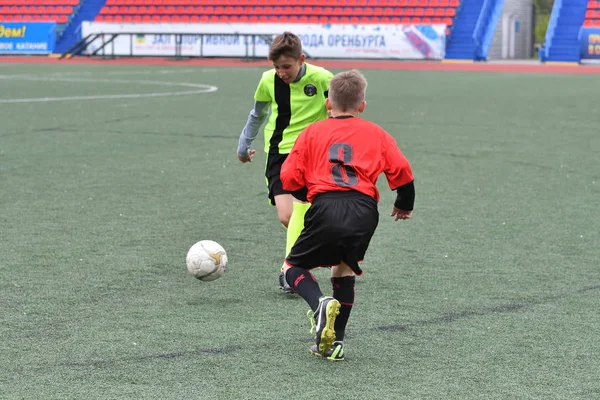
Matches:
[237,32,333,294]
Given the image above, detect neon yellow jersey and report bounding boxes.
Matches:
[254,63,333,154]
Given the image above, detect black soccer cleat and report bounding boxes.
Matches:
[313,296,341,354]
[279,271,295,294]
[309,341,345,361]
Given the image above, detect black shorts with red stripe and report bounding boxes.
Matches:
[285,190,378,276]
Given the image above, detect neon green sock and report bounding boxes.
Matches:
[281,201,311,271]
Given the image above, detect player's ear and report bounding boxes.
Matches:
[298,54,305,64]
[358,100,366,113]
[325,98,333,111]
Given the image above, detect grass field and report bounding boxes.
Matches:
[1,62,599,399]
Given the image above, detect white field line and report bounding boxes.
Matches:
[0,75,218,103]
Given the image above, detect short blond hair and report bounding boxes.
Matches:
[328,70,367,112]
[268,31,302,61]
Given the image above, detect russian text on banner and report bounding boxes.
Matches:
[579,27,600,64]
[0,22,56,54]
[81,22,446,60]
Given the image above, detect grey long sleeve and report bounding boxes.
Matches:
[237,101,269,157]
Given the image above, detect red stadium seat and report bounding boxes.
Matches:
[84,0,461,29]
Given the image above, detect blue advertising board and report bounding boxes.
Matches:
[0,22,56,54]
[579,27,600,63]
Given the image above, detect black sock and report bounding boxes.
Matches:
[331,276,355,342]
[285,268,323,311]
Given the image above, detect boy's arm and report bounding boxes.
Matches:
[392,180,415,213]
[280,130,309,191]
[382,133,415,218]
[237,100,269,159]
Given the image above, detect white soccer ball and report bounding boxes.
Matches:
[186,240,228,281]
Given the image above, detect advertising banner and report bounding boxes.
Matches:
[81,22,446,60]
[579,27,600,64]
[0,22,56,54]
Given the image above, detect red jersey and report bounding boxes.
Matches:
[280,116,413,203]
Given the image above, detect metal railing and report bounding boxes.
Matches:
[472,0,493,59]
[542,0,563,61]
[59,32,301,60]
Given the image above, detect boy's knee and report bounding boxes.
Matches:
[331,263,355,277]
[274,194,293,227]
[278,212,291,228]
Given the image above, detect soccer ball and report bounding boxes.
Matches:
[186,240,228,281]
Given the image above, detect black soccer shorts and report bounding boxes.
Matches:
[265,153,308,206]
[285,190,379,276]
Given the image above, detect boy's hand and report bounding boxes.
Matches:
[390,207,412,221]
[238,149,256,163]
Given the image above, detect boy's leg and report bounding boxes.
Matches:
[330,263,356,342]
[266,154,297,292]
[283,201,311,262]
[284,266,322,310]
[276,197,309,294]
[273,194,293,228]
[306,264,354,361]
[285,265,340,355]
[273,194,294,293]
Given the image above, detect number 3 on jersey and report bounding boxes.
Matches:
[329,143,358,187]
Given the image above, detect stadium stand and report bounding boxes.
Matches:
[0,0,79,24]
[444,0,485,59]
[0,0,473,59]
[540,0,588,62]
[584,0,600,26]
[92,0,458,30]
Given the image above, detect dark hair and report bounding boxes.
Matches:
[268,31,303,61]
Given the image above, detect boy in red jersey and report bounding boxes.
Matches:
[280,70,415,361]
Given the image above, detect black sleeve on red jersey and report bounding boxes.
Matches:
[393,180,415,211]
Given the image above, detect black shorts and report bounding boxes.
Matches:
[285,191,379,276]
[265,153,308,206]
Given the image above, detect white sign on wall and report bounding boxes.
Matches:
[81,22,446,60]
